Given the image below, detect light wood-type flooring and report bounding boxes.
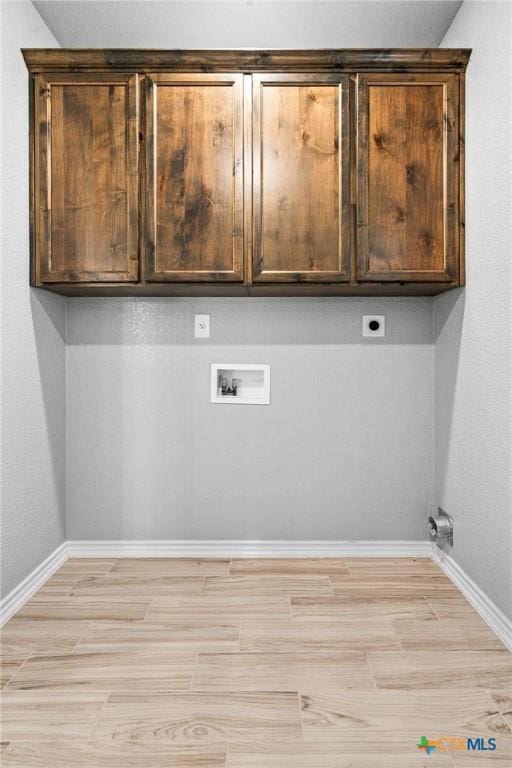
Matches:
[1,557,511,766]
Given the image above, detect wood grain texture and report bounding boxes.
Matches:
[368,651,512,690]
[22,48,472,74]
[93,691,302,744]
[40,280,461,297]
[146,595,291,623]
[33,574,80,598]
[229,558,349,576]
[301,682,512,741]
[299,689,511,738]
[35,74,139,283]
[1,690,107,740]
[110,558,230,576]
[450,751,512,766]
[75,620,240,653]
[392,617,506,651]
[425,596,479,618]
[344,557,439,574]
[491,692,512,727]
[27,52,468,296]
[291,596,436,622]
[51,559,116,577]
[14,597,150,622]
[253,75,350,282]
[4,555,509,767]
[2,741,227,767]
[226,740,454,767]
[70,574,205,597]
[1,619,90,658]
[1,656,29,689]
[239,619,400,652]
[357,73,459,282]
[203,575,334,597]
[6,651,196,692]
[191,652,374,692]
[331,574,460,597]
[145,74,244,282]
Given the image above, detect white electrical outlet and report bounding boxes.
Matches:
[194,314,210,338]
[363,315,385,337]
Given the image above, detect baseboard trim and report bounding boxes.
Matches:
[433,546,512,652]
[0,541,68,626]
[66,539,433,558]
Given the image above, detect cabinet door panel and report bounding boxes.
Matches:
[252,74,350,282]
[34,74,139,283]
[145,74,244,282]
[357,73,459,282]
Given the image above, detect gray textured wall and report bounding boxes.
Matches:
[0,1,66,598]
[66,298,434,541]
[436,2,512,619]
[33,1,462,48]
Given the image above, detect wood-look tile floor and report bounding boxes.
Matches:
[1,557,511,766]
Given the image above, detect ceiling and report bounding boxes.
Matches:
[32,1,463,49]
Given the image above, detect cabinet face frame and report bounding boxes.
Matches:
[144,72,245,282]
[356,72,460,283]
[33,72,139,284]
[252,73,351,283]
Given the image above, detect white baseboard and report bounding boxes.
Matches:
[66,539,433,558]
[0,541,68,625]
[433,546,512,652]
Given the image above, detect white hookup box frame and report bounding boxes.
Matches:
[210,363,271,405]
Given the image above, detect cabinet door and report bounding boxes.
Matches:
[252,74,350,283]
[34,74,139,283]
[145,74,244,282]
[357,73,460,282]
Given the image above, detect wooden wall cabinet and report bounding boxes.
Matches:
[145,73,244,282]
[356,73,460,283]
[24,49,470,296]
[33,73,139,283]
[252,74,350,283]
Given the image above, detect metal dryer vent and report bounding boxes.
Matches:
[428,508,453,546]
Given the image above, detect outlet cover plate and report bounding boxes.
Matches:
[194,314,210,339]
[363,315,385,337]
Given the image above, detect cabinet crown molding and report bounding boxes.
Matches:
[22,48,471,73]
